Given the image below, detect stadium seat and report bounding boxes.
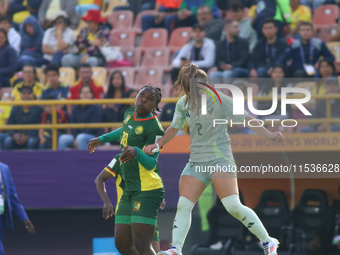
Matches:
[107,10,134,29]
[107,67,136,87]
[294,81,315,90]
[232,190,290,255]
[312,5,339,30]
[0,87,13,100]
[120,47,141,66]
[141,47,170,69]
[133,10,156,35]
[168,27,191,53]
[134,67,164,88]
[36,67,46,85]
[139,28,168,53]
[92,67,108,86]
[191,191,245,255]
[287,189,329,253]
[327,41,340,61]
[109,29,136,47]
[59,67,76,86]
[318,24,338,44]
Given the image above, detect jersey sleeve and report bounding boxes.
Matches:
[105,154,121,177]
[220,93,249,122]
[170,97,186,129]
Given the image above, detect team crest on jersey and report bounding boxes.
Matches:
[135,125,143,135]
[124,114,131,124]
[133,201,141,211]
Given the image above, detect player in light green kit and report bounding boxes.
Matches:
[144,63,284,255]
[88,84,165,255]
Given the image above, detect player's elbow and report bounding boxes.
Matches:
[94,176,103,186]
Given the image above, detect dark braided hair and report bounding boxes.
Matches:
[140,83,162,115]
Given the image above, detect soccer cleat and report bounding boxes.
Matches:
[262,237,279,255]
[157,248,182,255]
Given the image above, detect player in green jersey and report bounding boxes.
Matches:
[144,64,284,255]
[94,153,165,253]
[88,84,165,255]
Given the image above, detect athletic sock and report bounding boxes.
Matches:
[221,195,271,243]
[171,196,195,251]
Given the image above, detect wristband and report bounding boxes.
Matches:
[152,143,160,153]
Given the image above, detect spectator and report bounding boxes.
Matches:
[277,22,335,78]
[249,18,288,79]
[68,63,104,100]
[309,185,340,255]
[9,0,42,29]
[0,15,21,55]
[209,19,250,82]
[11,64,43,100]
[41,63,69,100]
[171,23,215,83]
[0,0,11,15]
[61,10,109,69]
[173,0,221,30]
[0,88,11,150]
[58,85,103,150]
[141,0,180,34]
[18,15,47,70]
[253,0,291,40]
[300,76,340,133]
[102,70,134,126]
[39,95,68,149]
[229,1,257,51]
[300,0,325,10]
[196,5,224,41]
[38,0,79,29]
[257,65,291,120]
[160,85,181,122]
[3,86,43,150]
[0,28,17,87]
[113,0,157,15]
[0,162,35,254]
[287,0,311,39]
[42,11,76,66]
[75,0,101,17]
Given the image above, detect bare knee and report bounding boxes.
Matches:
[134,238,152,255]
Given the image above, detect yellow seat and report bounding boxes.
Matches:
[92,67,107,86]
[294,81,316,90]
[36,68,46,85]
[327,41,340,61]
[59,67,76,86]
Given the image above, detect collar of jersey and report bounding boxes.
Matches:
[133,112,156,121]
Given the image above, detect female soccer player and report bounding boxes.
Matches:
[94,154,166,253]
[144,64,284,255]
[88,84,165,255]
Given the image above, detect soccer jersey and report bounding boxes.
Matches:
[118,107,164,192]
[171,92,248,163]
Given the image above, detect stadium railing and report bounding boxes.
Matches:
[1,94,340,150]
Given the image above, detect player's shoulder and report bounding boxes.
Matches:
[124,106,135,116]
[176,95,188,109]
[149,115,164,133]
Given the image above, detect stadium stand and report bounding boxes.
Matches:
[107,10,134,29]
[109,29,136,47]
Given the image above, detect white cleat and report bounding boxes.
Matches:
[262,237,279,255]
[157,248,182,255]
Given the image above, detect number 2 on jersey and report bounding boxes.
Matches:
[121,131,129,146]
[196,123,203,136]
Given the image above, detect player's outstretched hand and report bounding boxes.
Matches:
[119,146,137,163]
[103,201,114,219]
[268,132,284,142]
[88,138,101,153]
[143,144,158,155]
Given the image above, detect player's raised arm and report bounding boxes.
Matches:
[144,126,179,155]
[88,127,122,153]
[244,115,284,142]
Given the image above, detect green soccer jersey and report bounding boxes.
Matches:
[119,107,165,192]
[171,92,248,163]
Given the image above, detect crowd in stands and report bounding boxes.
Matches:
[0,0,340,153]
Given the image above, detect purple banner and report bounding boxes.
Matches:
[0,151,189,208]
